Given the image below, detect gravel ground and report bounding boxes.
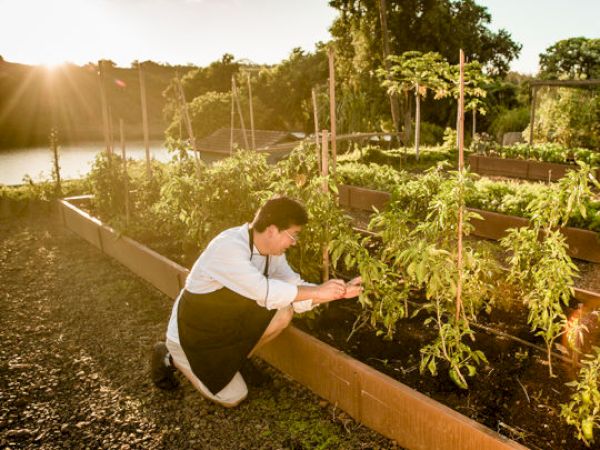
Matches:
[0,209,397,450]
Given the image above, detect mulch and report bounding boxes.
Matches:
[0,209,397,450]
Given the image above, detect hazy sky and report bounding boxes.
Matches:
[1,0,598,74]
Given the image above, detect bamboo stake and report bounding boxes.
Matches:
[311,88,321,172]
[138,62,152,178]
[472,108,476,138]
[176,77,202,176]
[456,49,465,322]
[98,60,112,156]
[247,73,256,150]
[528,85,538,154]
[230,77,235,154]
[321,129,330,281]
[328,48,337,175]
[119,119,130,227]
[232,76,250,149]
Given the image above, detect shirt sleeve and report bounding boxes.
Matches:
[196,234,298,310]
[271,255,316,313]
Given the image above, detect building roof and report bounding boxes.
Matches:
[196,128,301,154]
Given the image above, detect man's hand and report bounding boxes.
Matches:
[315,279,347,301]
[343,276,362,298]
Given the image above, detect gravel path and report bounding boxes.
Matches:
[0,210,397,449]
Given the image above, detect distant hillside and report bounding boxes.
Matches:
[0,58,195,149]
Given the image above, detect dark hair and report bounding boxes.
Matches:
[251,196,308,232]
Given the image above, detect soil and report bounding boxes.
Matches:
[295,296,599,450]
[0,209,398,449]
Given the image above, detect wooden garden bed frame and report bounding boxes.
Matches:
[56,195,536,450]
[338,184,600,264]
[468,154,600,182]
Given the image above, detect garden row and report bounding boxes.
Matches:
[72,142,600,448]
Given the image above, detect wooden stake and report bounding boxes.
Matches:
[529,86,538,149]
[311,88,321,172]
[98,60,112,156]
[456,49,465,322]
[472,108,476,138]
[120,119,130,227]
[247,73,256,150]
[321,129,330,281]
[176,77,202,177]
[328,48,337,175]
[415,83,421,161]
[230,77,235,154]
[138,62,152,178]
[232,76,250,149]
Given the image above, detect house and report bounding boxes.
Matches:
[196,128,304,163]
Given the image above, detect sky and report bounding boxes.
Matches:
[1,0,598,74]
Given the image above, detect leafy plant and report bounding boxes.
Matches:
[561,346,600,447]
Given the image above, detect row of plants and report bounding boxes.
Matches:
[80,144,599,446]
[337,160,600,232]
[474,141,600,166]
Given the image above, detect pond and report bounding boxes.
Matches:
[0,141,172,185]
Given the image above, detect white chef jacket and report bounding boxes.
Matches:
[167,223,315,344]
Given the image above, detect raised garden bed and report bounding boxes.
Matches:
[57,196,600,449]
[338,184,600,264]
[468,154,600,182]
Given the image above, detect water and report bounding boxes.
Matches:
[0,141,172,185]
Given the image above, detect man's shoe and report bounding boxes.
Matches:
[150,341,179,390]
[240,358,271,387]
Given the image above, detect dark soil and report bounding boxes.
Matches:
[0,209,398,449]
[295,297,600,450]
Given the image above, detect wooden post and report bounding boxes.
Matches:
[50,129,61,194]
[328,48,337,175]
[176,77,202,176]
[472,108,476,138]
[138,62,152,178]
[321,129,330,281]
[98,60,112,155]
[312,88,321,172]
[378,0,401,136]
[232,76,250,149]
[119,119,130,227]
[456,49,465,322]
[247,73,256,150]
[230,77,235,154]
[415,83,421,160]
[529,85,538,149]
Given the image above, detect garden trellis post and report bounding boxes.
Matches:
[246,73,256,150]
[176,77,202,177]
[119,119,130,227]
[98,60,112,156]
[321,129,330,281]
[230,77,235,154]
[456,50,465,322]
[138,62,152,178]
[378,0,401,136]
[328,48,337,175]
[312,88,321,172]
[232,76,250,150]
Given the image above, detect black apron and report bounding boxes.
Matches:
[177,228,276,395]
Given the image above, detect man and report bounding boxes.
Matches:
[151,196,362,407]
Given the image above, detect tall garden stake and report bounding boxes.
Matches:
[120,119,130,227]
[138,62,152,178]
[246,73,256,150]
[176,77,202,177]
[312,88,321,172]
[321,129,330,281]
[50,128,61,195]
[328,48,337,176]
[456,49,465,322]
[232,76,249,149]
[98,60,112,156]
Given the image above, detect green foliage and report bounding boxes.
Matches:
[88,152,130,220]
[539,38,600,80]
[488,107,530,141]
[561,347,600,447]
[528,87,600,150]
[500,164,599,376]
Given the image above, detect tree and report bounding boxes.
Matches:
[380,51,449,158]
[539,38,600,80]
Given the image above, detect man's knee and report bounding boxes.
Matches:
[274,305,294,329]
